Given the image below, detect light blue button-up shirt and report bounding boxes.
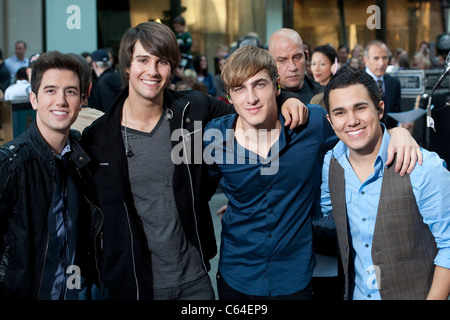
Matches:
[5,55,28,83]
[320,126,450,300]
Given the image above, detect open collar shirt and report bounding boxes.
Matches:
[321,125,450,300]
[204,105,337,296]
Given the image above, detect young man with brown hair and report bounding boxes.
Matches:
[82,21,307,300]
[0,51,102,299]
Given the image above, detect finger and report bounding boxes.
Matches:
[398,146,410,176]
[394,147,405,175]
[407,148,418,174]
[301,106,309,125]
[416,146,423,166]
[290,111,300,130]
[385,146,396,166]
[282,108,292,128]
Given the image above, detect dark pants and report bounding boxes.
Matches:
[153,273,215,300]
[216,271,313,300]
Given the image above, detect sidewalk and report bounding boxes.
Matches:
[207,189,228,299]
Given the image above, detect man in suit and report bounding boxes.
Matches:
[364,40,411,130]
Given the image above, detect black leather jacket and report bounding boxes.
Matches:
[0,122,103,299]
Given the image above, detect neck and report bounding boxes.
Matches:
[348,134,383,183]
[122,95,164,132]
[36,121,69,155]
[235,113,281,159]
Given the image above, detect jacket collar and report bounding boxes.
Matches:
[24,120,90,168]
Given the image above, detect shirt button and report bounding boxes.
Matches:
[361,191,365,195]
[362,218,366,222]
[365,244,369,248]
[367,294,372,299]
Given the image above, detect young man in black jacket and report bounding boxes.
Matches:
[0,51,102,299]
[82,21,308,300]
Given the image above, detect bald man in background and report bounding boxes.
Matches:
[268,28,320,103]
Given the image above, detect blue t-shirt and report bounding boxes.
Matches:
[204,105,337,296]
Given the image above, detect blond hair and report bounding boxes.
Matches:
[221,45,278,90]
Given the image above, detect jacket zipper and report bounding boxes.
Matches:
[181,101,208,273]
[36,231,49,298]
[123,202,140,300]
[83,194,104,296]
[37,170,54,298]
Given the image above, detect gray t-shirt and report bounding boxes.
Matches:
[122,109,205,289]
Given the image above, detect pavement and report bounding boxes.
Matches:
[206,189,228,299]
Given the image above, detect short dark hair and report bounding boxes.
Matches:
[311,45,338,65]
[323,65,381,113]
[15,67,28,80]
[173,16,186,26]
[30,51,86,98]
[67,52,92,97]
[118,21,180,85]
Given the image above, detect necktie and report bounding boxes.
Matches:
[377,79,385,100]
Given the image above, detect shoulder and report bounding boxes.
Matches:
[205,113,235,132]
[385,73,400,85]
[0,136,31,171]
[410,149,449,180]
[306,104,329,128]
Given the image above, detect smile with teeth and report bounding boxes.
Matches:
[347,128,365,136]
[52,111,68,116]
[142,79,159,85]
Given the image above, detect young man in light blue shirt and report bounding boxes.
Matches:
[321,66,450,300]
[205,47,427,300]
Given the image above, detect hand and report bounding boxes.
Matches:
[281,98,309,130]
[216,204,228,221]
[386,127,423,176]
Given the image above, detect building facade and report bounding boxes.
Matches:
[1,0,449,74]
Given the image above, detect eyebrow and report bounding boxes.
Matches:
[42,84,79,91]
[330,101,368,112]
[233,77,269,89]
[133,54,149,59]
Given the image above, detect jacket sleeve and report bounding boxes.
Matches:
[206,95,235,121]
[0,151,14,224]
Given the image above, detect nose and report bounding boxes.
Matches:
[55,90,68,107]
[347,111,359,126]
[246,87,259,105]
[287,58,298,71]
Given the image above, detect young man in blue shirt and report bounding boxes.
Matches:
[204,46,423,300]
[321,66,450,300]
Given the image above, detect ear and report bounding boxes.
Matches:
[377,101,385,119]
[331,58,338,75]
[326,113,334,129]
[276,76,281,96]
[226,92,232,104]
[87,82,92,98]
[330,63,337,75]
[30,91,39,111]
